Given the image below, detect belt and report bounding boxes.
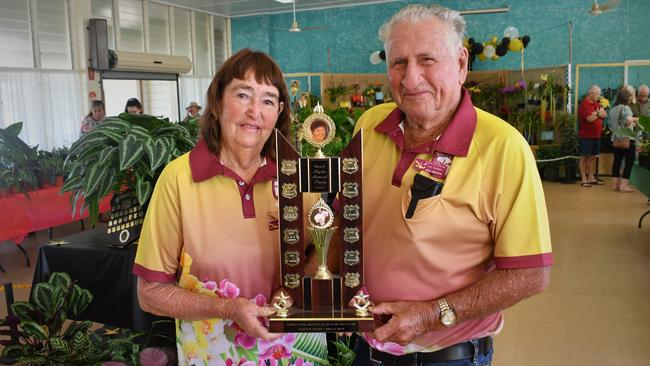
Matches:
[369,337,492,365]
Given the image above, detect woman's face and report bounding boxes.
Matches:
[127,106,142,114]
[218,71,284,154]
[313,126,327,141]
[92,106,105,121]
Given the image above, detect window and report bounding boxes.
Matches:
[172,7,191,72]
[213,15,228,68]
[148,2,169,54]
[193,12,211,76]
[36,0,72,69]
[118,0,144,52]
[91,0,115,50]
[0,0,34,68]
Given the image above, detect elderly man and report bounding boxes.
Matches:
[577,85,608,187]
[351,4,552,365]
[631,84,650,117]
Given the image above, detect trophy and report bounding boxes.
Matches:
[269,104,373,332]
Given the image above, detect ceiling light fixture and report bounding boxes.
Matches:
[289,0,301,32]
[589,1,602,15]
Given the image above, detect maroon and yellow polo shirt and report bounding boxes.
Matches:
[355,89,552,354]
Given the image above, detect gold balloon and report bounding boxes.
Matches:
[491,55,500,61]
[508,38,523,52]
[490,36,498,45]
[478,53,487,61]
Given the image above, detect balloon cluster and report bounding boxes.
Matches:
[465,26,531,69]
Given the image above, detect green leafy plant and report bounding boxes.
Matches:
[0,122,40,194]
[328,336,355,366]
[325,84,351,106]
[0,272,99,364]
[0,272,175,365]
[61,113,197,223]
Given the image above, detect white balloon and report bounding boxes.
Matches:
[483,45,496,58]
[503,26,519,39]
[369,51,382,65]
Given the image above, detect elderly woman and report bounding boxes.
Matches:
[79,100,105,136]
[133,49,327,365]
[609,87,639,192]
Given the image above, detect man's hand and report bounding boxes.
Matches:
[598,108,607,118]
[369,300,438,345]
[222,297,281,341]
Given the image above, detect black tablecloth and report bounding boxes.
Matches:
[32,228,173,332]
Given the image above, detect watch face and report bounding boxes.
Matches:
[442,311,456,326]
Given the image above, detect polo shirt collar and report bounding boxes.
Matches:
[374,88,477,157]
[189,139,277,183]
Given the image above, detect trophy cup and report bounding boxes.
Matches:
[269,104,373,332]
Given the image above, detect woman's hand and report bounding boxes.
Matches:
[222,297,281,341]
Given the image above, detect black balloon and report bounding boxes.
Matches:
[522,35,531,48]
[501,37,510,46]
[496,45,508,57]
[379,50,386,60]
[471,43,484,55]
[468,37,475,45]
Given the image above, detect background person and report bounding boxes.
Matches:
[133,49,327,365]
[631,84,650,117]
[79,100,105,136]
[351,4,552,365]
[125,97,143,114]
[609,87,638,193]
[182,101,202,122]
[578,85,607,187]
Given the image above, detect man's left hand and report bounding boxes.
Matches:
[369,301,438,345]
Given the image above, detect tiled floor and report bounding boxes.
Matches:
[1,179,649,365]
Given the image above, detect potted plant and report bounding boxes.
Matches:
[61,113,197,223]
[555,112,579,182]
[0,122,40,194]
[0,272,175,365]
[535,143,563,181]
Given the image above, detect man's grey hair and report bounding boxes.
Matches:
[638,84,649,94]
[588,85,601,94]
[378,4,466,56]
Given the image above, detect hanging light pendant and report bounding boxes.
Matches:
[289,1,301,32]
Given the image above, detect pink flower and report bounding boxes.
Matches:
[226,359,256,366]
[217,279,240,298]
[204,281,218,292]
[365,336,405,355]
[258,333,297,360]
[234,330,257,349]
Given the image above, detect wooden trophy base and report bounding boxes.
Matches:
[269,276,375,332]
[268,309,375,333]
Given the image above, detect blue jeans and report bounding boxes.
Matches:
[353,337,494,366]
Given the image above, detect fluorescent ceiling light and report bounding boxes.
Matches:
[274,0,294,3]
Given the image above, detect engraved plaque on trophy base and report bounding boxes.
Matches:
[269,310,375,333]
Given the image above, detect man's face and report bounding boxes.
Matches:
[188,106,200,116]
[385,17,468,125]
[218,71,284,152]
[638,89,649,104]
[588,89,600,102]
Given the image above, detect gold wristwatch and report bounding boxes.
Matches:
[437,297,457,327]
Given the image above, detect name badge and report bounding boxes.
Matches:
[414,153,453,180]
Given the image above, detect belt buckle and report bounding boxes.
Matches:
[369,349,382,364]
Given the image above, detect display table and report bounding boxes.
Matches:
[0,186,111,243]
[32,228,174,333]
[629,163,650,228]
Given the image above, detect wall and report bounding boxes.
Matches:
[232,0,650,91]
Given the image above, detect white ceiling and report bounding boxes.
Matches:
[152,0,401,18]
